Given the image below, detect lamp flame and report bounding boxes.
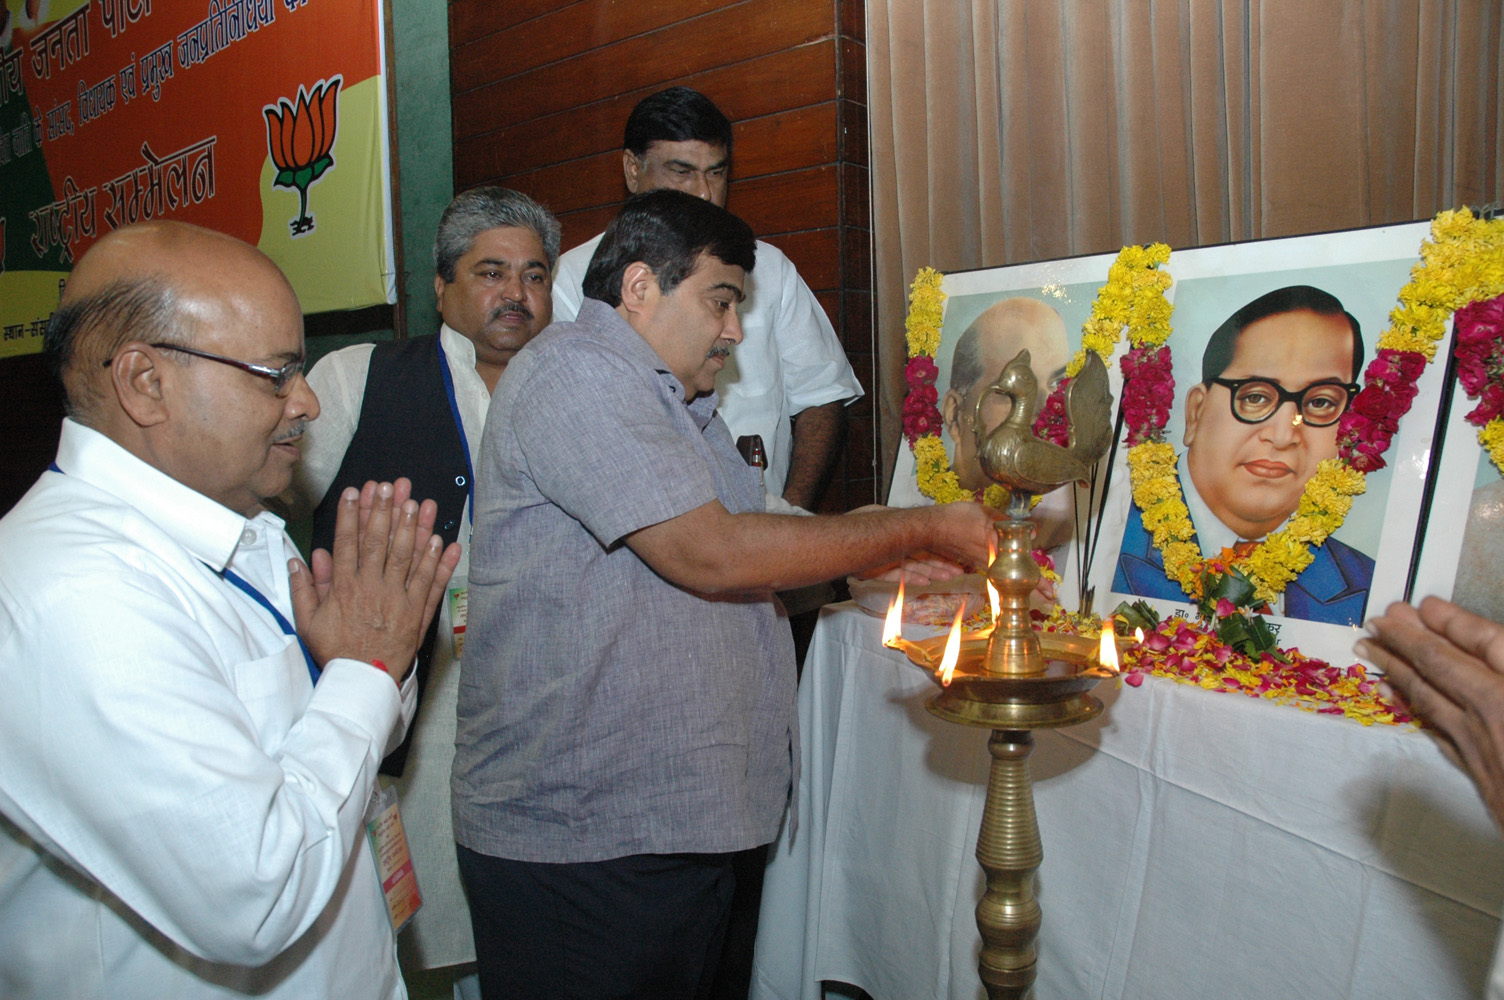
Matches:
[1098,618,1120,673]
[1134,627,1145,643]
[985,535,1000,631]
[939,604,965,685]
[882,576,905,647]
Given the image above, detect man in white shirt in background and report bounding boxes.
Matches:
[282,187,559,989]
[0,220,460,999]
[552,86,862,511]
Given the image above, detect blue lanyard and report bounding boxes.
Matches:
[434,335,476,528]
[213,565,322,687]
[50,458,321,686]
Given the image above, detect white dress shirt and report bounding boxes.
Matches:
[553,235,864,498]
[1178,451,1290,615]
[0,419,414,999]
[287,323,487,970]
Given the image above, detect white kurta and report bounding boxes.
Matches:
[0,419,415,999]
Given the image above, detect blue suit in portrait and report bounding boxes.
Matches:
[1112,503,1375,627]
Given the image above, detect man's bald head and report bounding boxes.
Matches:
[941,297,1072,493]
[46,222,296,423]
[948,297,1070,398]
[43,222,318,516]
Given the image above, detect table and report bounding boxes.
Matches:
[751,604,1504,1000]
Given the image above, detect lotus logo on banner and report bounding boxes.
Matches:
[263,76,342,238]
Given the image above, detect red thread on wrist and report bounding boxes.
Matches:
[370,659,389,675]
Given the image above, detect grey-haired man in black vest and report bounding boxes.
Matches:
[281,186,559,983]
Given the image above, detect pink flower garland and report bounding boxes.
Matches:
[901,356,942,444]
[1119,345,1175,445]
[1453,294,1504,427]
[1335,349,1426,472]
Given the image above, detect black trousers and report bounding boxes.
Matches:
[457,845,736,1000]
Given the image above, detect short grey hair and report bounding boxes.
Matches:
[45,277,186,420]
[433,187,561,282]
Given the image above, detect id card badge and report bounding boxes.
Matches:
[448,585,467,660]
[365,783,421,933]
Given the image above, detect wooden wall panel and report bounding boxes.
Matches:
[455,44,840,188]
[452,0,731,89]
[451,0,876,509]
[449,0,562,40]
[452,0,835,139]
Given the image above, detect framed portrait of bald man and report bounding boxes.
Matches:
[1089,221,1448,668]
[888,249,1123,598]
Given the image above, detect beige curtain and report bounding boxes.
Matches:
[869,0,1504,491]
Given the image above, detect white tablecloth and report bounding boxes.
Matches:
[751,604,1504,1000]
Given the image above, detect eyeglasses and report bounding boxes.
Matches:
[104,343,305,396]
[1207,376,1358,427]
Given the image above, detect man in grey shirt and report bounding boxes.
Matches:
[454,190,998,1000]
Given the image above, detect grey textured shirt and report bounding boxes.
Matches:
[452,299,798,863]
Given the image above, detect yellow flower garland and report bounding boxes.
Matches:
[1069,243,1173,377]
[1482,420,1504,474]
[904,266,945,359]
[1387,209,1504,477]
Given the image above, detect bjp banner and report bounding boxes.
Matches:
[0,0,394,359]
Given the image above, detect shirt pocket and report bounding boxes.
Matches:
[227,638,307,750]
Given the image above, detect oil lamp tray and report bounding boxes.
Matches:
[896,631,1120,730]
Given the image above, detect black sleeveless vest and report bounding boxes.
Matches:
[310,335,472,775]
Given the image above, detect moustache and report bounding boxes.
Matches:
[273,421,307,444]
[706,345,732,360]
[490,303,533,323]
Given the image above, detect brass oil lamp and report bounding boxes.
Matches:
[885,348,1119,999]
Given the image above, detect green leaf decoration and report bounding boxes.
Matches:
[1204,567,1257,609]
[294,166,313,189]
[310,155,333,181]
[1213,608,1281,659]
[1112,599,1161,634]
[273,168,297,188]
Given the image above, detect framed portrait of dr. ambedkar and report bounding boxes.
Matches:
[892,220,1459,670]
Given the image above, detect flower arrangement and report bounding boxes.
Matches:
[1033,244,1175,445]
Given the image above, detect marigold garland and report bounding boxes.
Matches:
[1069,243,1174,378]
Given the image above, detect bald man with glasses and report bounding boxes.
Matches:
[1114,285,1375,625]
[0,221,461,999]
